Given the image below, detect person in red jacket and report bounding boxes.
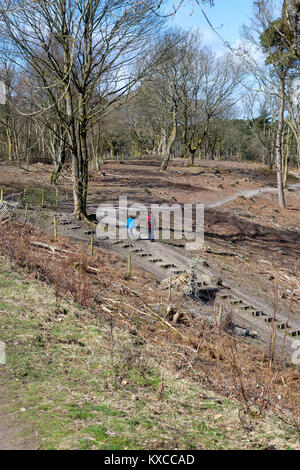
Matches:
[146,212,155,242]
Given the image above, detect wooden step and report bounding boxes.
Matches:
[172,269,185,275]
[231,299,243,305]
[289,330,300,337]
[277,322,289,330]
[219,293,231,299]
[251,310,263,317]
[264,316,273,322]
[60,220,72,225]
[241,304,253,310]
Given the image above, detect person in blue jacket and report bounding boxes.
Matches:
[127,216,136,240]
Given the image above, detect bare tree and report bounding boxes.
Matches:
[0,0,170,221]
[178,46,243,166]
[241,0,299,208]
[258,1,298,208]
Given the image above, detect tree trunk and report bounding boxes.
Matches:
[73,115,89,220]
[188,123,209,167]
[282,128,291,188]
[275,77,286,208]
[51,136,67,185]
[297,136,300,166]
[160,110,177,171]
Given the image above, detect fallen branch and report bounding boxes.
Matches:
[30,240,100,274]
[30,240,63,254]
[121,286,187,340]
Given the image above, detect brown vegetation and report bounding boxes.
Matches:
[0,221,299,428]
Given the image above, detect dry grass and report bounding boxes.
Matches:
[0,221,299,432]
[0,254,299,449]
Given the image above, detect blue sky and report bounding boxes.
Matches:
[167,0,255,54]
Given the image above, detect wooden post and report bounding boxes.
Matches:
[217,304,222,328]
[127,253,131,278]
[90,232,94,257]
[24,202,28,223]
[0,189,3,203]
[53,217,57,240]
[168,276,172,301]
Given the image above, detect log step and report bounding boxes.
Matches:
[289,330,300,337]
[241,305,252,310]
[251,310,263,317]
[219,293,231,299]
[231,299,243,305]
[277,322,289,330]
[60,220,72,225]
[264,316,273,322]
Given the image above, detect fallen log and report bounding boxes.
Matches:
[30,240,100,274]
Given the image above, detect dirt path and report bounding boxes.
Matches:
[204,181,300,208]
[0,416,38,450]
[0,387,39,450]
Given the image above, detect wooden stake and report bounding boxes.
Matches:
[53,217,57,240]
[41,190,45,208]
[24,202,28,223]
[217,304,222,328]
[90,232,94,257]
[128,253,131,278]
[168,276,172,301]
[0,189,3,203]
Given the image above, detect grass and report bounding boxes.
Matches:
[0,256,299,450]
